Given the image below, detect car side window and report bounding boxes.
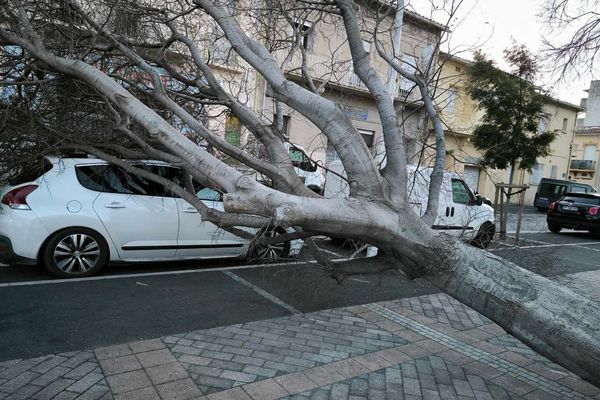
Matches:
[76,165,133,194]
[451,179,473,204]
[571,185,586,193]
[76,164,178,197]
[196,187,222,201]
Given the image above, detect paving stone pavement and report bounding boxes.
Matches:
[0,293,598,399]
[0,350,112,400]
[165,308,408,395]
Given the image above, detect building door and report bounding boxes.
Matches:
[463,165,480,192]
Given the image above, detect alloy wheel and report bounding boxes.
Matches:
[53,234,100,274]
[252,229,288,261]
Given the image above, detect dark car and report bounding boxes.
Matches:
[534,178,596,211]
[546,192,600,238]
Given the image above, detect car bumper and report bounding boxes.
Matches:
[547,214,600,231]
[0,235,37,265]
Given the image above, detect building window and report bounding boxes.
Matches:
[446,88,457,114]
[292,21,313,51]
[562,118,569,132]
[551,165,558,179]
[530,163,544,185]
[399,55,418,95]
[225,113,241,147]
[357,129,374,147]
[584,145,596,160]
[211,24,237,65]
[114,1,140,37]
[538,118,548,134]
[273,114,290,138]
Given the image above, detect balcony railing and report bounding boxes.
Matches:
[570,159,597,171]
[280,52,421,102]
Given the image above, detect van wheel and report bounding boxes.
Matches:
[42,228,109,278]
[471,222,495,249]
[548,224,562,233]
[536,207,547,212]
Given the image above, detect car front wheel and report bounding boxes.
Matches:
[248,227,291,263]
[42,228,109,278]
[470,222,495,249]
[548,224,562,233]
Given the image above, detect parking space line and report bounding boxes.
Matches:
[507,236,550,245]
[222,271,302,315]
[0,260,310,288]
[575,245,600,253]
[491,241,600,250]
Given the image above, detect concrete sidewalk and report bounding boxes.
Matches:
[1,293,598,400]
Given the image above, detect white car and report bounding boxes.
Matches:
[0,157,300,278]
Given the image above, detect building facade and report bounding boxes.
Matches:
[569,81,600,188]
[434,54,583,205]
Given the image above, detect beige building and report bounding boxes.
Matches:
[568,81,600,188]
[435,54,583,205]
[258,5,447,165]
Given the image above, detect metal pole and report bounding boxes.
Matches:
[494,184,500,216]
[516,189,525,242]
[499,187,505,240]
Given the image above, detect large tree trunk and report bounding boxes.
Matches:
[426,242,600,385]
[226,189,600,386]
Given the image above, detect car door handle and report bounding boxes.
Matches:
[451,207,455,217]
[445,207,450,217]
[183,207,198,213]
[104,202,126,209]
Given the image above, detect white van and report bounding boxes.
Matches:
[285,143,325,194]
[324,160,496,248]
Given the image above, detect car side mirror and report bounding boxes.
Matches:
[475,194,484,206]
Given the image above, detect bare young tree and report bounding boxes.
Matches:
[541,0,600,77]
[0,0,599,384]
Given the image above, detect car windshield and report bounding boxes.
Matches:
[561,196,600,205]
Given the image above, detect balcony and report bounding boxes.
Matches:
[569,159,597,171]
[280,52,421,102]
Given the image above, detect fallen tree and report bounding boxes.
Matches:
[0,0,598,385]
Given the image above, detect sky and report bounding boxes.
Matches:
[411,0,594,106]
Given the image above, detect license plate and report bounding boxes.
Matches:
[563,206,578,211]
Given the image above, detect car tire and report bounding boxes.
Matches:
[590,229,600,239]
[470,222,495,249]
[248,227,291,263]
[42,228,109,278]
[548,224,562,233]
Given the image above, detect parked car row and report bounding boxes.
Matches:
[534,178,596,211]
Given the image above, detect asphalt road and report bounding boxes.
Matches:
[1,227,599,362]
[0,254,438,361]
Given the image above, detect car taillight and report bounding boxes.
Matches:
[1,185,38,210]
[549,202,556,210]
[588,207,599,216]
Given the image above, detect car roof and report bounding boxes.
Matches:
[562,192,600,198]
[44,156,170,167]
